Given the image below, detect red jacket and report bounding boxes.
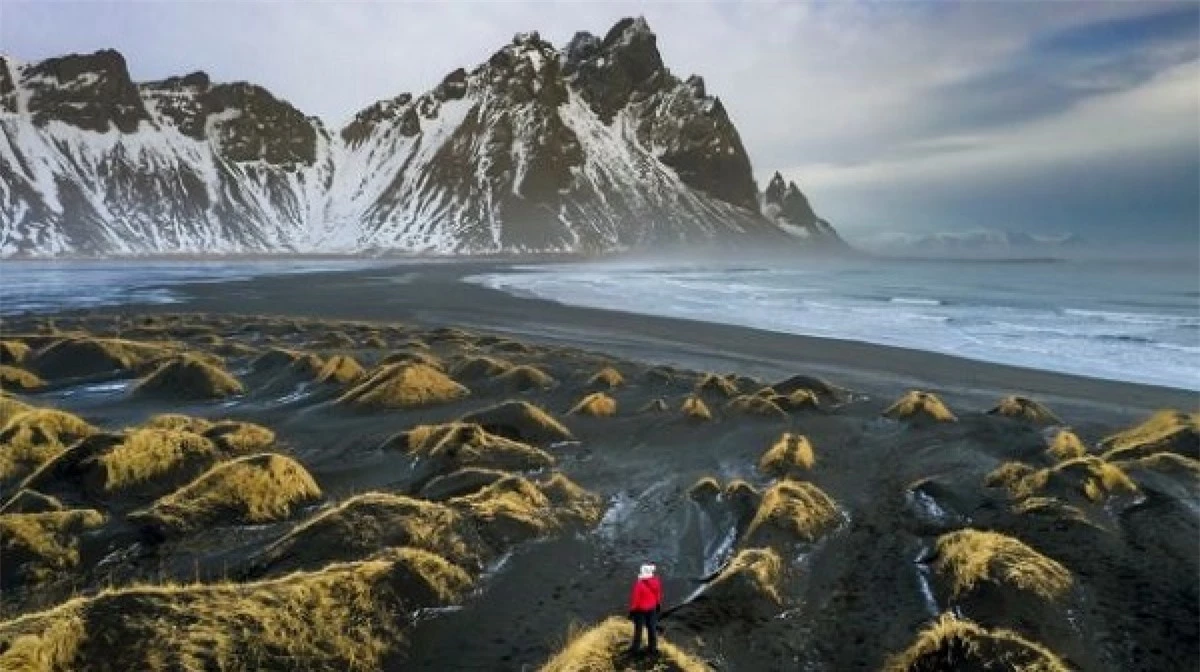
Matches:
[629,576,662,612]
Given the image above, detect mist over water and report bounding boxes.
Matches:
[468,256,1200,391]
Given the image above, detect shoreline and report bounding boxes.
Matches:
[55,260,1196,419]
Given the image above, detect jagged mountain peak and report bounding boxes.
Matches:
[1,22,846,257]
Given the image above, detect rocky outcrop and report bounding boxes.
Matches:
[762,172,845,246]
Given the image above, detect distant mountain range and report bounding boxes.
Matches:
[0,17,845,257]
[858,230,1087,257]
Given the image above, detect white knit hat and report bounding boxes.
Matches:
[638,563,656,579]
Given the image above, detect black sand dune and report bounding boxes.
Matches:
[0,263,1196,671]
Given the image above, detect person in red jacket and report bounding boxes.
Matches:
[627,563,663,656]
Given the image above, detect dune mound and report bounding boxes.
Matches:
[451,474,595,547]
[1047,429,1087,461]
[681,548,784,624]
[645,365,678,386]
[285,352,326,378]
[0,489,64,514]
[681,395,713,422]
[338,363,468,409]
[1003,456,1139,503]
[988,396,1062,425]
[0,365,45,391]
[772,374,848,402]
[314,331,356,349]
[640,397,669,413]
[0,409,95,485]
[983,462,1037,490]
[537,472,604,525]
[1099,409,1199,462]
[133,453,321,538]
[316,355,364,384]
[744,480,841,547]
[389,422,555,474]
[539,616,710,672]
[688,476,721,502]
[885,613,1068,672]
[458,401,573,445]
[695,373,740,398]
[29,337,172,379]
[586,366,626,390]
[142,413,213,432]
[134,355,244,400]
[759,433,816,476]
[0,549,470,672]
[0,509,106,585]
[203,420,277,453]
[569,392,617,417]
[496,365,556,391]
[0,340,31,365]
[256,492,481,576]
[724,479,762,520]
[1010,496,1094,526]
[933,529,1072,601]
[420,467,510,501]
[776,389,820,411]
[250,347,305,373]
[1116,452,1200,483]
[884,391,957,424]
[0,394,33,425]
[97,429,222,499]
[381,349,444,370]
[453,355,514,380]
[726,394,788,420]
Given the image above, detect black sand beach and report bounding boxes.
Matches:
[0,261,1196,671]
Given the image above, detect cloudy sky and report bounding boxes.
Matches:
[4,1,1197,246]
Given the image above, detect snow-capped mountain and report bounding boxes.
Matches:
[0,17,844,257]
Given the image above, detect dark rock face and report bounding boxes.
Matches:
[762,172,845,246]
[1,17,844,256]
[24,50,150,133]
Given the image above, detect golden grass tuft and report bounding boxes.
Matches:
[133,354,244,400]
[1099,409,1199,461]
[0,409,95,484]
[884,613,1069,672]
[933,529,1072,601]
[988,396,1062,425]
[381,349,444,370]
[315,354,365,384]
[391,422,555,473]
[363,334,389,349]
[204,420,276,454]
[539,616,711,672]
[706,547,785,608]
[0,489,64,514]
[142,413,214,433]
[1004,456,1139,503]
[0,509,106,584]
[569,392,617,417]
[688,476,721,501]
[695,373,740,398]
[458,400,573,445]
[133,453,321,537]
[772,374,848,401]
[0,340,31,365]
[257,492,480,575]
[984,462,1037,490]
[496,364,556,391]
[884,390,957,423]
[744,480,841,546]
[98,429,220,496]
[586,366,626,390]
[0,548,470,672]
[1047,430,1087,461]
[537,472,604,525]
[0,394,33,426]
[1010,496,1094,525]
[1115,452,1200,481]
[726,394,788,419]
[777,389,820,411]
[338,363,468,409]
[450,474,598,545]
[681,395,713,422]
[452,355,514,380]
[759,433,816,476]
[287,352,327,378]
[0,365,45,391]
[29,337,174,379]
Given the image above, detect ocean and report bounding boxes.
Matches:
[466,257,1200,391]
[0,259,387,315]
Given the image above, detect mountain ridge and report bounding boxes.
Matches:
[0,18,845,257]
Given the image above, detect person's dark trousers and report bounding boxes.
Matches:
[630,609,659,654]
